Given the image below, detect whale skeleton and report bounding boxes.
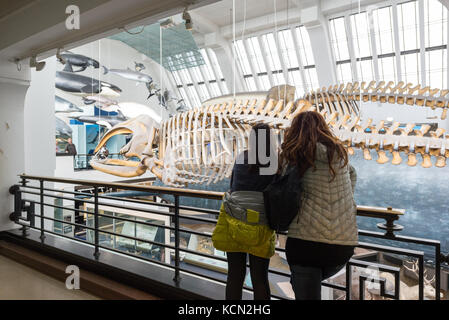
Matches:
[90,82,449,187]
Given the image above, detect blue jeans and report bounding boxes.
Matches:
[289,264,345,300]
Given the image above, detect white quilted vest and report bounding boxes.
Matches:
[287,143,358,246]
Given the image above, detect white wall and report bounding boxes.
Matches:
[0,61,30,231]
[24,58,56,176]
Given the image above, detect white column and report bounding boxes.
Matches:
[392,3,403,82]
[25,57,56,176]
[0,60,31,231]
[418,0,427,86]
[305,22,337,88]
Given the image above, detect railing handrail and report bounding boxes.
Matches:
[19,174,225,200]
[18,174,405,217]
[9,174,446,300]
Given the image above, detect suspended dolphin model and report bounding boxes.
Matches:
[69,113,128,129]
[59,53,100,73]
[83,95,118,108]
[55,116,73,137]
[102,66,154,98]
[55,95,83,113]
[56,71,122,97]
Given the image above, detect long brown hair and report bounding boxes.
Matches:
[279,111,348,180]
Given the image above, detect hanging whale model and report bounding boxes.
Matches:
[69,112,128,129]
[56,71,122,97]
[55,116,73,137]
[59,53,100,73]
[55,95,83,113]
[102,66,154,98]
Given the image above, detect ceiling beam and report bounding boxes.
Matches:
[1,0,220,62]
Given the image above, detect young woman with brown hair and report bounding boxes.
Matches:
[279,111,358,300]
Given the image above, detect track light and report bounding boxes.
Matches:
[30,56,46,71]
[160,18,175,29]
[56,49,66,65]
[183,8,193,31]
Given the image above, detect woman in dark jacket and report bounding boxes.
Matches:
[212,123,276,300]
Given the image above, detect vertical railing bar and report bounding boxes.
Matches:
[418,256,424,300]
[93,186,100,259]
[394,271,400,300]
[435,243,441,300]
[20,177,28,237]
[173,194,181,283]
[346,264,351,300]
[39,179,45,241]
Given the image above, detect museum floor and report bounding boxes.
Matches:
[0,254,99,300]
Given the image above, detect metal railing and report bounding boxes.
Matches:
[8,174,449,300]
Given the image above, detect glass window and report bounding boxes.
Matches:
[197,83,210,102]
[178,87,190,108]
[258,74,271,90]
[172,70,183,86]
[305,68,319,91]
[356,58,375,82]
[209,82,221,96]
[187,85,201,107]
[278,29,299,69]
[208,48,225,79]
[261,33,283,71]
[178,68,193,83]
[295,26,315,66]
[272,71,285,86]
[199,49,215,82]
[424,0,447,47]
[244,76,257,91]
[372,6,395,55]
[222,81,229,94]
[350,12,372,58]
[401,52,421,85]
[233,40,252,75]
[397,0,420,51]
[247,37,267,73]
[329,17,351,61]
[426,49,447,89]
[336,62,353,84]
[378,56,397,82]
[190,66,204,83]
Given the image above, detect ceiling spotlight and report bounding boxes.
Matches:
[160,18,175,29]
[182,8,193,31]
[56,49,66,65]
[30,56,46,71]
